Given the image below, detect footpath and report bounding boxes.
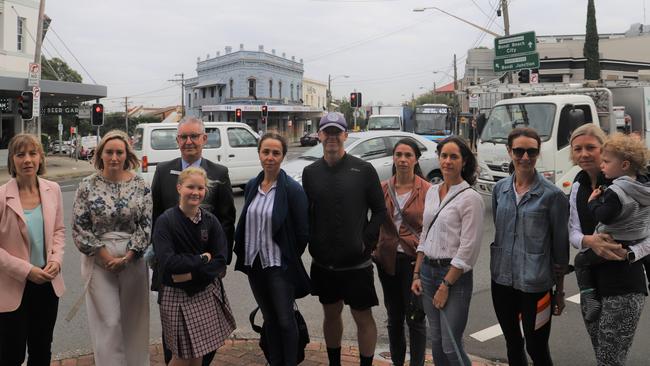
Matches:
[0,155,96,185]
[51,339,501,365]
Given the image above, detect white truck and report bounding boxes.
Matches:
[367,106,414,131]
[469,81,650,195]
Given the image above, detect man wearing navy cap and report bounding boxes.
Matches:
[302,112,387,366]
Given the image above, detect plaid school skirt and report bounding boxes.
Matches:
[160,279,236,359]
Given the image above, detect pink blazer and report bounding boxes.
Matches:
[0,178,66,312]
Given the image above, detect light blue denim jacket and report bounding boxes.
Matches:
[490,172,569,293]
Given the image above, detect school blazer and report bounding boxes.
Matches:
[0,178,66,312]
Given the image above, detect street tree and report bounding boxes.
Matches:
[584,0,601,80]
[41,57,83,82]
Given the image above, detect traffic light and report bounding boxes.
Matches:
[356,92,362,107]
[91,103,104,126]
[261,105,268,118]
[235,108,242,122]
[350,92,358,108]
[18,91,33,120]
[518,69,530,83]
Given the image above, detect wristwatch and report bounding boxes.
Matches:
[200,254,210,264]
[626,249,636,264]
[441,279,453,288]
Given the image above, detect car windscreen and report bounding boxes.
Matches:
[481,103,555,143]
[368,117,401,130]
[300,137,359,160]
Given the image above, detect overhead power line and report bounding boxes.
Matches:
[48,26,98,84]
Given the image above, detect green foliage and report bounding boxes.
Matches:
[583,0,601,80]
[334,98,367,130]
[414,92,454,107]
[41,57,83,83]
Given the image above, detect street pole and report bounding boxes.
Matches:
[454,54,460,135]
[501,0,514,86]
[169,73,185,117]
[125,96,129,134]
[327,74,332,112]
[31,0,46,137]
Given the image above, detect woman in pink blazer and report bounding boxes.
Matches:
[0,134,65,366]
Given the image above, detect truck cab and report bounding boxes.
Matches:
[475,95,598,195]
[367,114,403,131]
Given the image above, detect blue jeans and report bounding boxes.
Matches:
[420,262,473,366]
[377,254,426,366]
[248,264,298,366]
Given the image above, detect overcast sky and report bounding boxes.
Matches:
[43,0,648,111]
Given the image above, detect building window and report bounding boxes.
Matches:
[188,93,192,107]
[269,80,273,98]
[202,88,206,99]
[210,87,215,98]
[248,78,256,98]
[218,86,223,98]
[17,17,25,52]
[229,79,234,98]
[290,84,294,101]
[279,81,283,99]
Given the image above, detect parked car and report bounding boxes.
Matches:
[300,132,319,146]
[49,141,72,155]
[132,121,261,188]
[283,130,442,184]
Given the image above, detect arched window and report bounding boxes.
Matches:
[290,84,294,101]
[229,79,234,98]
[279,81,283,99]
[269,79,273,98]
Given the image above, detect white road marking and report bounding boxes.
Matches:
[566,293,581,304]
[470,293,580,342]
[470,324,503,342]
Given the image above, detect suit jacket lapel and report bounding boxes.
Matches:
[5,180,31,248]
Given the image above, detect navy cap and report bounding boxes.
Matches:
[319,112,347,131]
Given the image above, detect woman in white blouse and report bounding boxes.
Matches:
[411,136,484,366]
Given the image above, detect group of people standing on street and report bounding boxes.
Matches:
[1,112,650,366]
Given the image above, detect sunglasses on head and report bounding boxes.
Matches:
[511,147,539,158]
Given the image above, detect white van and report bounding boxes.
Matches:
[132,122,261,188]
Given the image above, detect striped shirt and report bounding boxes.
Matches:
[244,181,282,268]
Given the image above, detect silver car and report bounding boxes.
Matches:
[283,130,442,184]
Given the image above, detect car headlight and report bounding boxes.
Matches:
[540,170,555,183]
[478,163,492,180]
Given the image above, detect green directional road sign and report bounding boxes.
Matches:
[494,31,536,58]
[493,53,540,72]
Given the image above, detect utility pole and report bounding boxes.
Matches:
[453,54,460,134]
[124,96,129,134]
[500,0,514,86]
[327,74,332,112]
[169,73,185,117]
[29,0,46,136]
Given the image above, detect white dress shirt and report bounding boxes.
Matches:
[416,181,485,273]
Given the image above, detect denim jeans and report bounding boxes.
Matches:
[377,254,426,366]
[248,264,298,366]
[420,262,473,366]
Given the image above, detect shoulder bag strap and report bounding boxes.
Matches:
[387,181,420,237]
[421,186,473,242]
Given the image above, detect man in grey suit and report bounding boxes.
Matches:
[151,116,236,365]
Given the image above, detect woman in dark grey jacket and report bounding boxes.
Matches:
[234,133,310,366]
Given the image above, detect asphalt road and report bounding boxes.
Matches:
[50,147,650,364]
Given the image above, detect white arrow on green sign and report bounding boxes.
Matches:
[493,53,540,72]
[494,31,536,58]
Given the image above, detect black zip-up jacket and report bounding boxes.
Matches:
[303,153,387,269]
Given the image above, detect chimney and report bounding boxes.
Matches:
[300,58,303,64]
[206,54,210,59]
[197,57,201,62]
[225,46,232,54]
[282,52,286,58]
[216,51,220,56]
[259,45,264,52]
[240,43,244,50]
[291,56,295,61]
[272,49,276,55]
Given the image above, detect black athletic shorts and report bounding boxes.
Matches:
[310,263,379,310]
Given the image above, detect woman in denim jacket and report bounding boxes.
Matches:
[490,127,569,366]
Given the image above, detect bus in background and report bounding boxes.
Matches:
[413,103,454,142]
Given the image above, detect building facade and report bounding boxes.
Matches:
[0,0,106,165]
[302,78,327,133]
[185,44,324,141]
